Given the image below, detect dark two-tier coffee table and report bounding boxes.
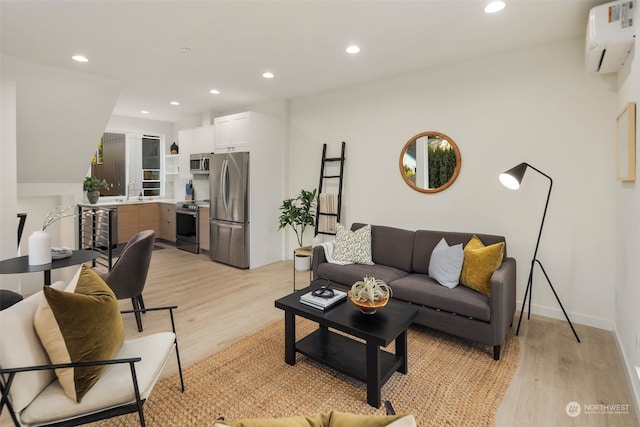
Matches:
[275,286,418,408]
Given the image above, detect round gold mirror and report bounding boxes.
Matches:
[399,131,461,193]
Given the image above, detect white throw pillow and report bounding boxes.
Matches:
[0,282,66,413]
[428,238,464,288]
[332,223,374,265]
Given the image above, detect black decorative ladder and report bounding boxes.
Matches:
[314,141,346,236]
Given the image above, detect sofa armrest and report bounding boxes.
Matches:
[489,257,517,343]
[0,357,142,376]
[311,245,327,280]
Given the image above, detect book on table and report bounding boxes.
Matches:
[300,289,347,311]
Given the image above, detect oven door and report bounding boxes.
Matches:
[175,209,199,253]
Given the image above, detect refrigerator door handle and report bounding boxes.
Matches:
[210,219,244,229]
[221,159,229,213]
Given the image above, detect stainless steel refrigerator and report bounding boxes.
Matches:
[209,152,250,268]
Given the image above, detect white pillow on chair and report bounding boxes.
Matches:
[0,282,66,413]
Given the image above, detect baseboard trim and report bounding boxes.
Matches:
[516,300,613,331]
[612,323,640,422]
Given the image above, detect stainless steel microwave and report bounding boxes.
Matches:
[190,153,211,174]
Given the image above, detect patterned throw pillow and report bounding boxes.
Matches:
[460,235,505,296]
[332,223,374,265]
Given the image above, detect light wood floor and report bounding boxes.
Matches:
[3,243,637,426]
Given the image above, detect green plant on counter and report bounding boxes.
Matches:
[83,176,109,192]
[278,188,317,248]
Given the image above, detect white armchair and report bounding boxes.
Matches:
[0,276,184,426]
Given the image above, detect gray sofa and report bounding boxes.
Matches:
[312,223,516,360]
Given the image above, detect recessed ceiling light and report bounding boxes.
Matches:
[140,110,149,114]
[170,101,180,106]
[180,47,191,53]
[72,55,88,63]
[346,45,360,54]
[484,1,506,13]
[209,89,221,94]
[262,72,274,79]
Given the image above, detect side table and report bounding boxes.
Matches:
[0,250,99,286]
[292,246,313,291]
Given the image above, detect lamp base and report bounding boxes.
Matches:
[515,258,580,343]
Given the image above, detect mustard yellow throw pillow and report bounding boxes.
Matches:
[460,235,505,296]
[213,411,407,427]
[34,265,125,402]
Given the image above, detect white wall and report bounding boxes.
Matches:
[106,115,174,140]
[614,0,640,414]
[1,57,121,294]
[288,37,617,330]
[0,81,18,291]
[1,55,121,184]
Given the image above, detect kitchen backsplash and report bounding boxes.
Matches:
[166,174,210,201]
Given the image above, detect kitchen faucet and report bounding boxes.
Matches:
[127,181,136,200]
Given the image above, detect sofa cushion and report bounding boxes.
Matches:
[333,223,374,265]
[428,238,464,288]
[352,223,414,272]
[33,265,125,402]
[0,281,66,413]
[20,332,176,426]
[413,230,506,275]
[460,235,504,296]
[317,263,409,288]
[390,274,490,322]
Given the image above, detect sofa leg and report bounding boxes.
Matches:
[493,345,501,361]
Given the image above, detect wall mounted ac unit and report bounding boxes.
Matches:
[585,0,635,74]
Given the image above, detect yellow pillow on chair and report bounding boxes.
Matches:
[213,411,413,427]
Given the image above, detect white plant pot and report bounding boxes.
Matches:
[294,255,311,272]
[28,230,51,265]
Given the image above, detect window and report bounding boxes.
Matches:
[142,135,161,197]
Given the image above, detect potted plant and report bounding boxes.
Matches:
[349,277,393,314]
[83,176,109,204]
[278,188,317,271]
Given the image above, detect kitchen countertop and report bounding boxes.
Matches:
[79,198,210,208]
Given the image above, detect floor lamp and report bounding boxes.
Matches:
[499,162,580,343]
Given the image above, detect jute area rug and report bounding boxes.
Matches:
[94,319,519,426]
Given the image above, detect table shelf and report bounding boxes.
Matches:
[296,328,403,385]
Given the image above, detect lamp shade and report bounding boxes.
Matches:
[499,162,528,190]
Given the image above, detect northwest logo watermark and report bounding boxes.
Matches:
[566,401,630,417]
[565,402,581,417]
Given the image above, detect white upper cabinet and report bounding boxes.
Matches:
[178,125,215,177]
[214,112,250,152]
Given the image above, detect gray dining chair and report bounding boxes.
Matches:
[99,230,155,332]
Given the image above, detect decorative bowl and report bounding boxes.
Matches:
[347,291,389,314]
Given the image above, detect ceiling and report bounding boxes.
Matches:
[0,0,601,123]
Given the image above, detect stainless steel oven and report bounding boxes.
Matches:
[175,202,199,253]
